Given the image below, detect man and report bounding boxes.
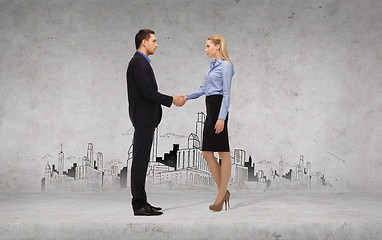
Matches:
[126,29,185,216]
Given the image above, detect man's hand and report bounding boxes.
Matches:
[214,119,225,134]
[173,95,186,107]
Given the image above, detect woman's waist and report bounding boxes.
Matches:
[206,91,223,97]
[206,94,223,100]
[204,86,223,97]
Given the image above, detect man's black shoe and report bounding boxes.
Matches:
[134,205,163,216]
[148,203,162,211]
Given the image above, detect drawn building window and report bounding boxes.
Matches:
[182,151,186,168]
[187,150,190,168]
[193,150,196,167]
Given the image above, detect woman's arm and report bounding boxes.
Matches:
[218,61,234,120]
[185,82,206,100]
[215,61,234,134]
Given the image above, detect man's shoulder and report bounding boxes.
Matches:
[130,52,148,66]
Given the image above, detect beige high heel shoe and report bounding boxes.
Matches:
[225,190,230,209]
[209,190,231,212]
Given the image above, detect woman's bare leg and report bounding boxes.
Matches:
[213,151,231,204]
[203,151,221,189]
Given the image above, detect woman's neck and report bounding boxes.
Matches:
[214,52,222,62]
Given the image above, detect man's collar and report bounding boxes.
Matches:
[137,50,151,63]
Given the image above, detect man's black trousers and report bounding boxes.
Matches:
[131,127,155,211]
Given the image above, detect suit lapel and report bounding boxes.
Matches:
[135,52,158,90]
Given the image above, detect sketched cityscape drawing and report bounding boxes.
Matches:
[41,112,331,192]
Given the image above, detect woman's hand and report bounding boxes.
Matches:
[214,119,225,134]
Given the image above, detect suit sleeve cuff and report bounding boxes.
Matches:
[164,95,173,108]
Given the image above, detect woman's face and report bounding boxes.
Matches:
[205,40,220,59]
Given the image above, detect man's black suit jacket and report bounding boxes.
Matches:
[126,52,173,128]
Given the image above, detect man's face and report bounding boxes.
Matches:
[144,34,158,55]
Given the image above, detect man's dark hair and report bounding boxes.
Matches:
[135,29,155,50]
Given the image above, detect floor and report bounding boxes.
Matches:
[0,189,381,240]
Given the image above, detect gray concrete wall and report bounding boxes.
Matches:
[0,0,381,192]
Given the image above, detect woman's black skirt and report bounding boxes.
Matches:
[202,95,230,152]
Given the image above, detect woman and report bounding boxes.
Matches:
[182,35,234,212]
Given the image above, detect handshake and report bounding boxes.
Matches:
[172,94,187,107]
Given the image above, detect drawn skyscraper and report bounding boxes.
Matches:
[82,156,90,166]
[58,144,64,175]
[45,162,51,190]
[258,170,264,182]
[234,149,245,166]
[151,128,158,162]
[299,155,304,172]
[196,112,205,146]
[97,152,103,172]
[188,133,200,149]
[245,156,256,181]
[87,143,94,168]
[126,144,133,189]
[306,162,311,175]
[279,158,284,178]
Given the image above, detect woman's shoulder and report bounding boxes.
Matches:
[221,60,234,74]
[221,59,233,68]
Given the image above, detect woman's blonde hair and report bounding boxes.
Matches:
[208,35,233,66]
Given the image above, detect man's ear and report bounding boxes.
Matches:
[142,39,147,47]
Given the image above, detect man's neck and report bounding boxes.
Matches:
[137,48,149,56]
